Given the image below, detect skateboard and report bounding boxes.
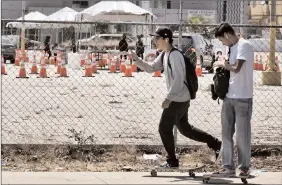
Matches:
[150,165,206,177]
[202,173,258,184]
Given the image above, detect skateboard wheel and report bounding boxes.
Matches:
[241,178,248,184]
[151,170,157,177]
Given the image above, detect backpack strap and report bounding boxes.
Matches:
[161,48,179,77]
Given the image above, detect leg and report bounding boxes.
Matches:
[159,102,179,161]
[176,102,221,151]
[221,98,236,170]
[47,50,52,59]
[235,99,252,171]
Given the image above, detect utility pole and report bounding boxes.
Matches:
[20,0,25,51]
[261,0,281,85]
[178,0,183,49]
[174,0,183,147]
[268,0,276,71]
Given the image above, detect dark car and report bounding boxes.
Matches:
[1,37,16,63]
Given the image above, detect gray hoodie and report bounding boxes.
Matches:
[135,50,190,102]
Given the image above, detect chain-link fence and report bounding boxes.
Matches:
[1,20,282,147]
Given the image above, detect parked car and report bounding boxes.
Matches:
[1,37,16,63]
[172,32,213,69]
[77,33,137,51]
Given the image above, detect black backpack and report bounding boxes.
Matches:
[211,67,230,100]
[161,48,198,99]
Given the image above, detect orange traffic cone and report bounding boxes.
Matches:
[30,55,38,74]
[16,60,29,78]
[59,61,68,77]
[81,59,85,67]
[109,58,117,73]
[38,60,48,78]
[92,57,98,74]
[83,60,94,77]
[123,59,133,77]
[56,57,62,74]
[1,56,7,75]
[50,56,55,65]
[120,56,126,72]
[153,70,162,77]
[14,57,20,66]
[131,62,137,72]
[253,54,258,70]
[195,57,202,77]
[56,55,61,67]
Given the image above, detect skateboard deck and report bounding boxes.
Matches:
[203,172,259,184]
[150,165,206,177]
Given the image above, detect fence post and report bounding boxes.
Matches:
[261,0,281,85]
[174,0,183,146]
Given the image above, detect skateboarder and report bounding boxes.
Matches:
[130,27,222,168]
[213,23,254,178]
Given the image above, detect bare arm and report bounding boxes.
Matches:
[225,59,245,73]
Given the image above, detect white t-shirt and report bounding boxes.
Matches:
[226,38,254,99]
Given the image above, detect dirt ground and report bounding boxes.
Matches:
[2,145,281,172]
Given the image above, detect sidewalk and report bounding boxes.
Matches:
[2,171,282,184]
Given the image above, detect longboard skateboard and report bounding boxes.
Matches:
[150,165,206,177]
[203,172,259,184]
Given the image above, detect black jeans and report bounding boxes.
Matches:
[159,101,221,160]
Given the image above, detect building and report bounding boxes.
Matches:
[248,1,282,39]
[1,0,251,43]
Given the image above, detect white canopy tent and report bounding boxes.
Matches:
[44,7,80,28]
[75,1,156,22]
[44,7,91,45]
[46,7,78,22]
[75,1,156,43]
[6,11,47,29]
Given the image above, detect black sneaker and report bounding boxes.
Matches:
[159,159,179,168]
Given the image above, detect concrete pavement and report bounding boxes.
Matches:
[2,171,282,184]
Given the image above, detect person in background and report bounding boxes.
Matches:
[44,36,51,59]
[119,33,128,59]
[136,34,144,72]
[136,34,144,59]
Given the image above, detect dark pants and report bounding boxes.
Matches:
[120,55,127,59]
[44,49,52,59]
[136,53,143,72]
[159,101,221,160]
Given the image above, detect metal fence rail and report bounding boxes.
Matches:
[1,20,282,146]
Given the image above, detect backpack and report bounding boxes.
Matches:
[161,48,198,99]
[212,67,230,100]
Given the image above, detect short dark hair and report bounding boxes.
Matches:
[214,23,235,37]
